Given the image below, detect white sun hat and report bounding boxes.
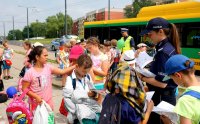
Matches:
[121,50,136,64]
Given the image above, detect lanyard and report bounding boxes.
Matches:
[77,78,86,90]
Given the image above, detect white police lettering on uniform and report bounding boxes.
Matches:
[158,72,166,76]
[157,48,163,52]
[153,26,162,29]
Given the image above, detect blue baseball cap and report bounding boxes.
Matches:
[60,40,65,46]
[140,17,170,36]
[163,55,195,81]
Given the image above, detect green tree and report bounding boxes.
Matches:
[22,26,33,39]
[7,30,23,40]
[124,0,156,18]
[30,20,46,37]
[45,12,73,38]
[124,5,134,18]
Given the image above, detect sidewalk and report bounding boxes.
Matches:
[0,44,66,123]
[9,44,56,61]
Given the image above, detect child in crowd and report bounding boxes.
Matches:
[60,42,71,87]
[22,46,76,112]
[80,39,87,54]
[18,41,32,92]
[0,47,7,103]
[63,54,101,124]
[0,48,4,91]
[56,41,67,70]
[63,42,71,66]
[134,43,148,58]
[137,43,148,52]
[2,40,14,80]
[62,45,84,87]
[160,55,200,124]
[99,63,154,124]
[86,37,109,90]
[70,39,77,47]
[104,41,113,69]
[110,39,121,73]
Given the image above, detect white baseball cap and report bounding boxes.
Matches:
[137,43,147,48]
[33,42,44,47]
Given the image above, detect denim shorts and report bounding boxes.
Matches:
[2,60,11,70]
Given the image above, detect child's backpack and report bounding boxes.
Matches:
[181,90,200,99]
[71,74,91,90]
[59,74,91,117]
[6,89,33,124]
[99,93,122,124]
[181,90,200,124]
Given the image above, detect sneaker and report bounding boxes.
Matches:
[8,76,13,79]
[3,76,8,80]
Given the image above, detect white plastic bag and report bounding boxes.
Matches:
[32,101,54,124]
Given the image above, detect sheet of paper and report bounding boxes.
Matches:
[135,67,156,78]
[135,51,153,69]
[152,101,178,124]
[146,91,155,102]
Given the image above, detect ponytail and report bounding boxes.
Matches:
[28,46,45,64]
[169,24,181,54]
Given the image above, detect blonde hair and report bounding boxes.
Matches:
[64,42,71,48]
[86,37,100,46]
[70,39,77,46]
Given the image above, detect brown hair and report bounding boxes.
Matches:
[163,23,181,54]
[2,40,8,46]
[111,39,117,46]
[28,46,46,64]
[86,37,100,46]
[24,41,32,49]
[77,54,93,69]
[104,41,111,46]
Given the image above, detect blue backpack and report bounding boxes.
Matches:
[181,90,200,124]
[70,74,90,90]
[181,90,200,99]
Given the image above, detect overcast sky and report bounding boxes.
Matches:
[0,0,132,36]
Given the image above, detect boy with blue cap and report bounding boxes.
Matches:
[161,54,200,124]
[120,28,135,53]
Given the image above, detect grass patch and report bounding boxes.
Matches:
[18,38,55,45]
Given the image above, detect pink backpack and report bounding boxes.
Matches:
[6,89,33,124]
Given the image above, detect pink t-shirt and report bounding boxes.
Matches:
[23,49,32,68]
[91,52,107,70]
[23,64,53,111]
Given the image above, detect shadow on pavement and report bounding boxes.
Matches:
[55,113,67,123]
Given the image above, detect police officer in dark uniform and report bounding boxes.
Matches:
[139,17,181,124]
